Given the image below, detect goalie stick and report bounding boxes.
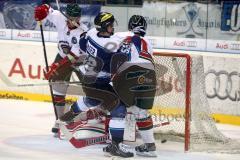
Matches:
[58,120,170,148]
[58,120,109,148]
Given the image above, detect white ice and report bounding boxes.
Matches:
[0,99,240,160]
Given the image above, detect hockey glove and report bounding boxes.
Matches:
[44,54,76,80]
[34,4,50,21]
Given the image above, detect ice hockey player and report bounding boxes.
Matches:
[59,12,135,158]
[59,14,157,158]
[34,3,88,136]
[109,15,158,157]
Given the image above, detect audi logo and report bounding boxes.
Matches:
[148,38,156,47]
[32,33,41,39]
[230,43,240,50]
[0,31,6,37]
[186,41,197,48]
[205,70,240,101]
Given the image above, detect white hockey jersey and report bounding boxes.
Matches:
[78,28,124,84]
[116,32,155,72]
[46,7,88,58]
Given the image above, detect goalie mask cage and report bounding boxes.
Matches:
[152,52,240,153]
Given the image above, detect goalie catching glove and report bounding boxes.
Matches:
[34,4,50,21]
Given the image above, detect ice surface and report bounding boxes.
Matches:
[0,99,239,160]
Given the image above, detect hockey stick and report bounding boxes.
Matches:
[0,69,83,88]
[54,0,72,19]
[154,121,170,143]
[55,0,60,10]
[54,0,80,27]
[58,120,170,148]
[58,120,109,148]
[153,121,170,128]
[39,21,58,120]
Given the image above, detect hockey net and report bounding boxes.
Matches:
[151,52,240,153]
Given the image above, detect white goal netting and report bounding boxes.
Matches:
[152,52,240,153]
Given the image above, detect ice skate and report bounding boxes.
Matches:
[59,107,78,122]
[103,141,134,158]
[135,143,157,157]
[51,121,60,138]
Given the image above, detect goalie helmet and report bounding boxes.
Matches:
[128,15,147,37]
[94,12,115,33]
[66,3,81,18]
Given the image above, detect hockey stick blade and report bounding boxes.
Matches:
[0,69,17,87]
[70,134,109,148]
[153,121,170,143]
[58,120,108,148]
[153,121,170,128]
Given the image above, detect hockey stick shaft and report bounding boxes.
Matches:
[13,81,82,87]
[54,0,80,27]
[0,70,82,87]
[54,0,69,19]
[55,0,60,10]
[39,21,58,120]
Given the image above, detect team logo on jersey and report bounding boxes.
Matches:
[138,75,145,84]
[71,37,77,44]
[86,42,97,56]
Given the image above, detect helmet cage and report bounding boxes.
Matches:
[128,15,147,36]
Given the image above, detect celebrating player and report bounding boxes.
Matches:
[34,3,88,136]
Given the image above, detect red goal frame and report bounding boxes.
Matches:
[153,52,192,151]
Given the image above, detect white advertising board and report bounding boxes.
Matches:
[11,29,50,42]
[165,37,206,51]
[206,39,240,54]
[203,56,240,116]
[0,40,57,95]
[0,40,239,116]
[0,29,11,40]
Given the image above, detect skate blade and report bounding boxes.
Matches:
[136,151,157,157]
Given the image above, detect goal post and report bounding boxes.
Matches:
[152,52,240,153]
[153,52,191,151]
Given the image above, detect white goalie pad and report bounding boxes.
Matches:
[57,119,108,148]
[124,113,136,142]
